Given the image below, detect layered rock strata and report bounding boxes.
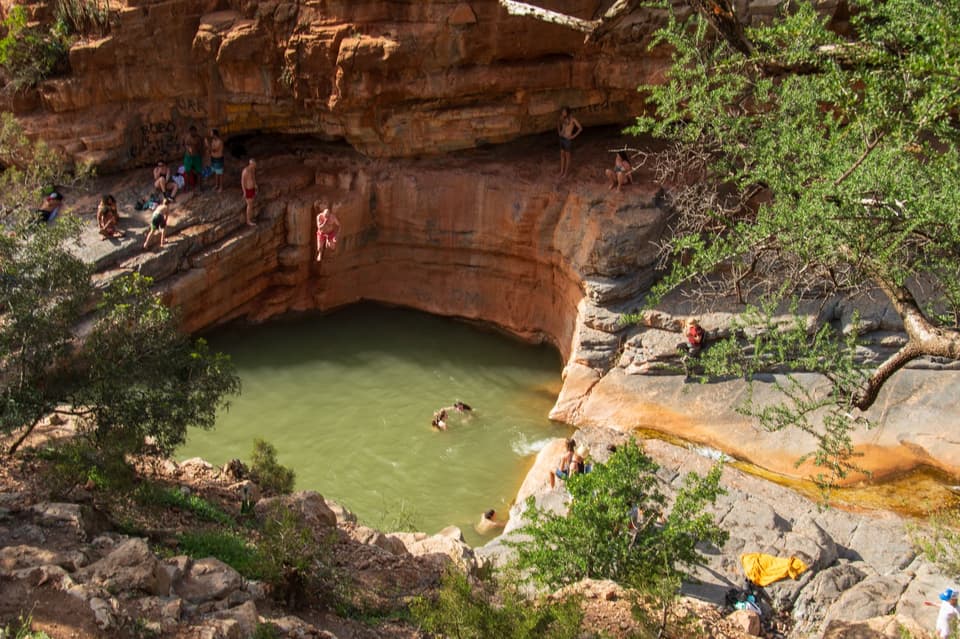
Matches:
[5,0,842,167]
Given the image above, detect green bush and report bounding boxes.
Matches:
[177,531,261,579]
[908,507,960,577]
[0,6,71,92]
[37,440,134,497]
[510,440,727,591]
[411,567,583,639]
[250,439,295,495]
[54,0,114,37]
[256,503,339,610]
[134,483,233,526]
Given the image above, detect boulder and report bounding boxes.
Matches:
[208,600,258,638]
[821,614,929,638]
[175,558,243,605]
[255,491,337,533]
[387,529,476,573]
[822,575,910,625]
[0,545,86,574]
[728,609,761,636]
[76,538,167,596]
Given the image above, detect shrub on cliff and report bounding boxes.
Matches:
[250,438,296,495]
[410,566,583,639]
[510,441,727,592]
[0,6,71,92]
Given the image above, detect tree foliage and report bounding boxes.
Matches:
[620,0,960,481]
[0,120,239,458]
[0,6,71,92]
[410,566,584,639]
[510,441,727,592]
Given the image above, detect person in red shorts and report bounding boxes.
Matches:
[315,205,341,262]
[241,158,257,226]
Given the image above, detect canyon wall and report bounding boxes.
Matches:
[2,0,833,167]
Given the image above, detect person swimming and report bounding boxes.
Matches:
[431,409,448,431]
[453,401,472,412]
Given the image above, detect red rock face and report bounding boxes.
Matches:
[6,0,668,169]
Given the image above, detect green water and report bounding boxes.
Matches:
[180,304,569,546]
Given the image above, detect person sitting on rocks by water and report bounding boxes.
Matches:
[97,194,123,239]
[550,438,579,489]
[678,317,705,357]
[153,161,179,200]
[605,151,634,192]
[35,191,63,225]
[431,409,448,431]
[476,509,507,534]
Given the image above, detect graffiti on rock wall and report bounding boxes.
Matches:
[128,120,179,164]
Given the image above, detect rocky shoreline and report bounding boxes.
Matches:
[1,418,951,638]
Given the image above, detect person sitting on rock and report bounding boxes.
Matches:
[549,438,578,489]
[36,191,64,225]
[97,194,123,239]
[677,317,705,357]
[153,161,178,200]
[476,509,507,535]
[605,151,634,192]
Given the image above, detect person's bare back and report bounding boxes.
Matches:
[241,159,257,226]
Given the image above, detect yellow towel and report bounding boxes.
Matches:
[740,552,808,586]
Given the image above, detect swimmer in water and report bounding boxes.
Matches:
[431,409,448,431]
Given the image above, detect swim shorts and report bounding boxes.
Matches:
[244,188,256,200]
[183,153,202,174]
[211,157,224,175]
[559,136,573,151]
[317,230,338,246]
[150,210,166,231]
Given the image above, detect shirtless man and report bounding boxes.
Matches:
[143,198,174,250]
[557,106,583,179]
[240,159,257,226]
[182,125,204,191]
[315,205,341,262]
[206,128,225,192]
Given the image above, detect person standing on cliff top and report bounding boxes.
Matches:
[182,125,203,192]
[241,159,257,227]
[143,197,174,250]
[206,128,225,193]
[558,106,583,179]
[315,205,341,262]
[936,588,959,638]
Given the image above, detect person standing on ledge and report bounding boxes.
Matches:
[936,588,959,638]
[557,106,583,179]
[315,205,341,262]
[182,125,204,192]
[241,159,257,226]
[207,128,225,192]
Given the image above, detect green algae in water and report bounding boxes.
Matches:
[180,304,570,546]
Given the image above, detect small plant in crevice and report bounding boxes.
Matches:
[54,0,115,37]
[134,482,234,526]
